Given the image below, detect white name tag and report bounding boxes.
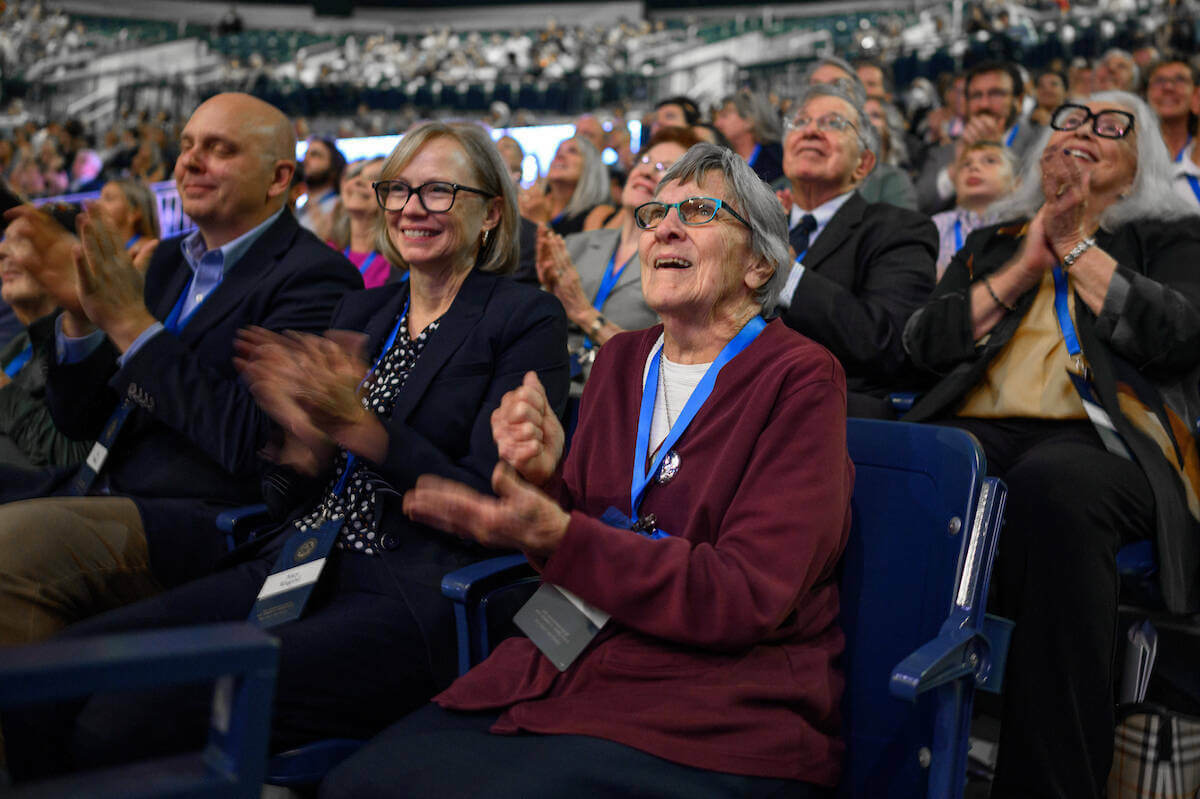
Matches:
[255,558,326,600]
[85,442,109,472]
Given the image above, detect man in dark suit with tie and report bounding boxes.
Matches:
[0,93,363,645]
[776,83,937,416]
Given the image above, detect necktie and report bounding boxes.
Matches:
[790,214,818,257]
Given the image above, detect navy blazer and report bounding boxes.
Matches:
[245,268,569,685]
[23,211,363,587]
[780,192,937,396]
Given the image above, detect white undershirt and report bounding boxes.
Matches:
[642,335,711,455]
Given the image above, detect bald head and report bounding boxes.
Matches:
[175,93,297,247]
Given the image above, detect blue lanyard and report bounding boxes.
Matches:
[953,218,964,252]
[1176,135,1193,163]
[747,143,761,167]
[630,316,766,519]
[125,234,141,249]
[332,298,409,496]
[1004,124,1018,147]
[1187,175,1200,205]
[583,247,633,351]
[1051,264,1081,357]
[3,342,32,378]
[343,247,380,277]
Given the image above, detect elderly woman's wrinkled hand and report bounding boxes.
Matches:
[492,371,564,487]
[535,226,588,316]
[403,462,570,558]
[1039,145,1097,256]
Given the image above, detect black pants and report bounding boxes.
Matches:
[4,548,438,780]
[319,703,828,799]
[938,418,1154,799]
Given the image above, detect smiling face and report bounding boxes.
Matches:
[340,159,383,215]
[782,95,874,197]
[639,174,767,325]
[1047,100,1138,203]
[621,141,687,209]
[1147,62,1196,122]
[0,234,51,312]
[547,138,584,183]
[174,95,292,245]
[384,136,501,275]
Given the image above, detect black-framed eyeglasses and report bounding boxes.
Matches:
[372,180,493,213]
[1049,104,1136,139]
[633,197,753,230]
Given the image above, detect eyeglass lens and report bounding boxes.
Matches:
[376,182,459,212]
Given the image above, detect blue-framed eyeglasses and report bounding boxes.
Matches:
[634,197,753,230]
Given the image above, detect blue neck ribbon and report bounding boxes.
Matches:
[747,143,761,167]
[125,234,141,249]
[1176,135,1193,163]
[1186,175,1200,206]
[1004,124,1019,148]
[630,316,767,519]
[584,246,634,350]
[3,342,32,378]
[1051,264,1081,358]
[343,247,379,277]
[953,218,964,252]
[163,277,213,334]
[333,298,409,496]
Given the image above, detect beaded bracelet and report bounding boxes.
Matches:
[982,275,1016,313]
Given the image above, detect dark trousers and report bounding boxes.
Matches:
[937,418,1154,799]
[4,548,438,780]
[319,703,828,799]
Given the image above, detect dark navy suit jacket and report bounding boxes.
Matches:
[7,211,363,587]
[780,191,937,397]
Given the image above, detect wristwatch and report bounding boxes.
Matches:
[588,314,607,338]
[1062,237,1096,271]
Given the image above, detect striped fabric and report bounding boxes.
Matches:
[1108,704,1200,799]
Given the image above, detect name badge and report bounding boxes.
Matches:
[1066,370,1132,461]
[85,442,109,473]
[249,516,343,628]
[514,583,610,672]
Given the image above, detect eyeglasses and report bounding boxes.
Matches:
[967,88,1014,102]
[1049,104,1136,139]
[633,197,753,230]
[784,112,860,137]
[372,180,492,213]
[1148,73,1194,90]
[636,154,675,174]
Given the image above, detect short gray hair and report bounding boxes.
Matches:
[803,55,868,106]
[791,82,881,166]
[718,89,783,144]
[654,143,790,313]
[989,91,1199,229]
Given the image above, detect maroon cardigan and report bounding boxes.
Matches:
[436,319,853,785]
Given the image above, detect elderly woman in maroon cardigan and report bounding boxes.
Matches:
[321,143,855,799]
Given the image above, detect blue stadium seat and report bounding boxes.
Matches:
[0,624,278,798]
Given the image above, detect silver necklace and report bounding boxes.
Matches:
[658,355,676,428]
[654,356,681,485]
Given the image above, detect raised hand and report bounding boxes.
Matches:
[491,371,564,487]
[2,205,84,317]
[403,462,569,558]
[1039,145,1099,259]
[73,210,157,351]
[519,179,552,225]
[535,225,588,316]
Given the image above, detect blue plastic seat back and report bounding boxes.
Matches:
[839,420,987,799]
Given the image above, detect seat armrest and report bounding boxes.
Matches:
[215,504,271,535]
[441,553,536,603]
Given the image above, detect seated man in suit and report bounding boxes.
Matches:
[0,92,363,645]
[776,82,937,417]
[916,61,1041,214]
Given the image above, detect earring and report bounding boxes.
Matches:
[482,229,490,246]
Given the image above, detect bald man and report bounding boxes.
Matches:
[0,93,363,644]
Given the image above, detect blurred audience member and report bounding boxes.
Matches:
[519,135,609,236]
[297,136,347,238]
[1146,56,1198,163]
[713,89,785,184]
[91,178,161,252]
[329,156,394,288]
[859,97,918,209]
[495,134,525,186]
[1095,48,1139,93]
[1030,69,1068,126]
[649,95,700,136]
[931,141,1019,277]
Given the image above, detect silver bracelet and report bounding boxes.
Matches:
[1062,237,1096,272]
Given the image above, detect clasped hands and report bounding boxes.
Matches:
[234,326,385,477]
[534,224,590,317]
[1010,144,1102,284]
[403,371,570,559]
[2,205,159,350]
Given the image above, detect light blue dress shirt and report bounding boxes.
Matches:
[57,208,287,365]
